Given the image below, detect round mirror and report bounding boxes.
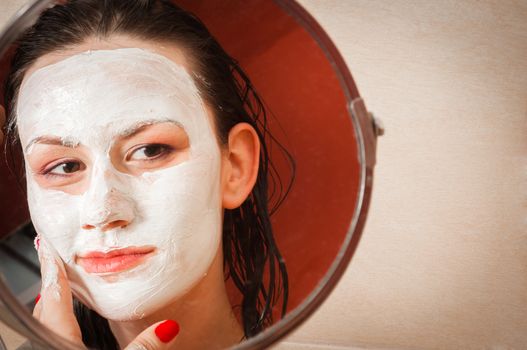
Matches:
[0,0,380,349]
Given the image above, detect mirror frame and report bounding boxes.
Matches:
[0,0,381,349]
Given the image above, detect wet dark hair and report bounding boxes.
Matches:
[3,0,294,348]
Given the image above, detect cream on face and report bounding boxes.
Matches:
[16,48,222,320]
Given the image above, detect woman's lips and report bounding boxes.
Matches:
[76,246,156,274]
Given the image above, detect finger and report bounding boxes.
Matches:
[37,238,83,345]
[32,294,42,318]
[124,320,180,350]
[32,237,42,318]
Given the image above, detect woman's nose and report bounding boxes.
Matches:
[81,189,135,231]
[82,220,129,232]
[80,166,136,232]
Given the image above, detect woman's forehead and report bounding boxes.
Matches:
[17,47,208,150]
[24,35,190,79]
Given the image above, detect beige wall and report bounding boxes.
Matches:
[1,1,526,349]
[281,1,527,349]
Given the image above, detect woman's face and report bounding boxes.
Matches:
[16,39,224,320]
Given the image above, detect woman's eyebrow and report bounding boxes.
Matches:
[25,136,79,153]
[118,119,185,139]
[24,120,185,152]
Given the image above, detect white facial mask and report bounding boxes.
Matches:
[16,48,222,320]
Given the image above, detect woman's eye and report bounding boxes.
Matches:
[128,144,172,161]
[45,161,84,176]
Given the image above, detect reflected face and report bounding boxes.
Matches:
[16,47,223,320]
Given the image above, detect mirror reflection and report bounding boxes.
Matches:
[0,0,367,349]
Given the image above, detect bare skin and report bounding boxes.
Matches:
[23,35,261,349]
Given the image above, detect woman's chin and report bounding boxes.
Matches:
[76,281,184,322]
[91,299,163,322]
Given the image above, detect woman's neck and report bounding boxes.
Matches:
[108,248,243,349]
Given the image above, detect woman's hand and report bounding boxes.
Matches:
[34,238,180,349]
[33,238,84,347]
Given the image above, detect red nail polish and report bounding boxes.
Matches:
[35,294,41,304]
[154,320,179,343]
[34,236,40,250]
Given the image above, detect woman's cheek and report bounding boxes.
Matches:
[27,176,82,264]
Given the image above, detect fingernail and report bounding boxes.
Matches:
[155,320,180,343]
[35,294,41,304]
[34,235,40,251]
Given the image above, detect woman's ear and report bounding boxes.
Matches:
[221,122,260,209]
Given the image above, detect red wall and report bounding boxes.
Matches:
[0,46,29,239]
[176,0,361,318]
